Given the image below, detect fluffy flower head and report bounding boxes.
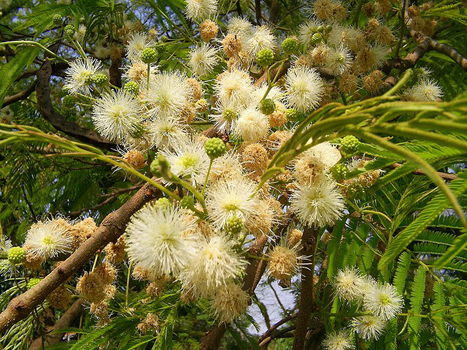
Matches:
[210,282,249,323]
[126,33,155,62]
[92,90,143,142]
[64,57,102,95]
[24,219,72,259]
[126,204,197,276]
[234,108,269,142]
[363,283,403,320]
[334,267,373,302]
[322,330,354,350]
[185,0,217,22]
[285,66,324,112]
[350,315,386,341]
[408,79,443,102]
[189,43,219,76]
[215,69,254,109]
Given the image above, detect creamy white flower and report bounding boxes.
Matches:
[285,66,324,112]
[179,234,247,297]
[145,71,190,118]
[244,25,276,57]
[126,204,197,276]
[334,268,374,302]
[209,151,244,184]
[328,25,365,53]
[92,90,143,142]
[185,0,217,22]
[189,43,219,77]
[234,108,269,142]
[251,84,283,107]
[94,42,110,59]
[126,32,155,62]
[227,17,253,39]
[24,219,72,259]
[64,57,102,95]
[350,315,386,341]
[306,142,342,169]
[364,283,403,320]
[206,178,258,229]
[161,136,210,184]
[210,281,249,323]
[215,69,254,109]
[323,330,354,350]
[326,46,352,76]
[408,79,443,102]
[73,24,86,42]
[148,116,188,149]
[124,60,159,85]
[291,178,345,227]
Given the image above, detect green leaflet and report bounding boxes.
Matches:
[408,266,426,350]
[435,228,467,268]
[0,46,40,107]
[393,252,411,295]
[378,179,467,270]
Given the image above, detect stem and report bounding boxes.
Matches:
[0,41,69,64]
[125,262,132,307]
[352,0,365,26]
[393,0,407,58]
[202,158,213,196]
[383,68,413,97]
[147,63,150,90]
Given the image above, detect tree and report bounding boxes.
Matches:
[0,0,466,349]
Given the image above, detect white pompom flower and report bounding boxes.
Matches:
[189,43,219,77]
[291,178,345,227]
[234,108,269,142]
[206,178,259,229]
[245,25,276,57]
[363,283,403,320]
[333,267,374,302]
[407,79,443,102]
[285,66,324,112]
[24,219,72,260]
[179,234,247,297]
[325,46,352,76]
[126,33,155,62]
[126,204,197,277]
[185,0,217,22]
[148,116,188,149]
[64,57,102,95]
[161,136,210,184]
[145,71,190,118]
[322,329,354,350]
[92,90,143,142]
[210,281,250,324]
[215,69,254,110]
[350,315,386,341]
[299,19,323,48]
[227,17,253,39]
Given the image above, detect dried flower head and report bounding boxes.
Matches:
[210,282,249,323]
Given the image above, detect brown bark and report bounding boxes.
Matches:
[28,299,85,350]
[2,81,37,108]
[0,182,161,333]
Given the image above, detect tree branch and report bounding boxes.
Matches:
[0,182,161,333]
[2,81,37,108]
[35,60,115,150]
[28,299,85,350]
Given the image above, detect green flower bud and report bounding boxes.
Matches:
[52,14,63,26]
[154,197,170,211]
[259,98,276,115]
[223,109,237,122]
[317,25,325,33]
[64,24,75,36]
[141,48,158,64]
[346,182,364,199]
[311,32,323,44]
[7,247,26,265]
[325,25,332,33]
[256,48,274,67]
[62,95,75,108]
[91,73,108,86]
[331,163,348,181]
[281,37,299,55]
[150,158,161,176]
[27,278,41,290]
[205,137,227,159]
[225,216,243,235]
[340,135,360,156]
[124,81,139,96]
[180,196,195,209]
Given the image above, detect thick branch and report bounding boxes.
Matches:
[36,61,115,150]
[292,226,318,350]
[0,182,161,333]
[2,81,37,108]
[28,299,85,350]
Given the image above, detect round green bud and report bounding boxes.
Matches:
[64,24,75,36]
[141,48,158,64]
[52,14,63,26]
[286,108,299,121]
[154,197,170,210]
[27,278,41,290]
[325,25,332,33]
[180,196,195,209]
[311,33,323,44]
[331,163,348,181]
[281,37,299,55]
[123,81,139,96]
[150,158,161,176]
[317,25,325,33]
[91,73,108,86]
[225,216,243,235]
[79,17,86,24]
[160,35,168,42]
[205,137,227,159]
[340,135,360,156]
[256,48,274,67]
[62,95,75,108]
[259,98,276,115]
[223,109,237,122]
[8,247,26,265]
